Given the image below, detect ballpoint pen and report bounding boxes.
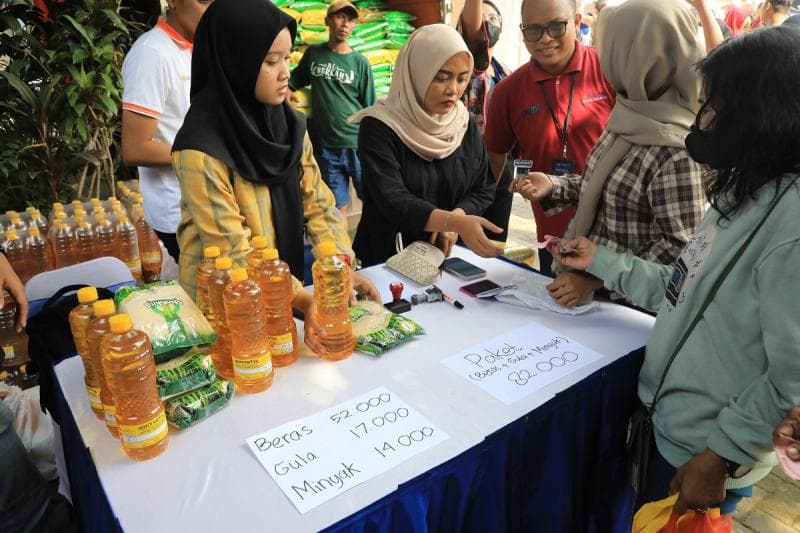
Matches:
[434,286,464,310]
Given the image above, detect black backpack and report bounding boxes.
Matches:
[25,284,115,423]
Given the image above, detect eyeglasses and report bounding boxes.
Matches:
[519,20,570,42]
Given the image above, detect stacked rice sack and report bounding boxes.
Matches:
[280,0,417,113]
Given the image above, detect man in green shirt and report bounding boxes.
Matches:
[289,0,375,218]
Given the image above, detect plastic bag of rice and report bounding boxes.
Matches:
[164,378,234,430]
[349,301,424,356]
[156,350,216,400]
[114,281,217,364]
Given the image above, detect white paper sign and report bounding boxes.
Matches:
[246,387,448,514]
[442,323,605,405]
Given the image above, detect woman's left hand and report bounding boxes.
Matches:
[669,449,728,516]
[351,270,381,303]
[429,231,459,257]
[293,289,326,355]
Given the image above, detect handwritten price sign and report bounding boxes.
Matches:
[246,388,448,514]
[442,323,605,404]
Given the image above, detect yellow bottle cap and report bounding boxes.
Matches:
[230,268,248,283]
[318,241,337,256]
[77,286,99,304]
[28,227,40,237]
[10,216,20,224]
[109,313,133,334]
[26,206,36,213]
[252,235,268,249]
[6,210,18,217]
[54,211,66,220]
[204,246,221,258]
[75,215,86,224]
[93,299,116,317]
[5,229,17,240]
[71,200,82,206]
[261,248,279,261]
[215,257,232,270]
[52,202,64,210]
[74,208,86,217]
[90,197,101,204]
[0,371,7,380]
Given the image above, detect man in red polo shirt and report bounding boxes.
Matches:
[485,0,614,274]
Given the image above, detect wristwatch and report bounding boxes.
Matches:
[722,458,751,479]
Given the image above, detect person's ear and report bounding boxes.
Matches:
[573,12,582,28]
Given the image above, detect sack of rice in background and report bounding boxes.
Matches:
[352,21,388,39]
[363,48,400,65]
[350,301,425,356]
[164,378,234,430]
[382,11,416,22]
[300,8,328,26]
[156,350,216,400]
[355,0,388,9]
[281,7,302,21]
[292,1,328,11]
[300,28,329,45]
[386,20,416,34]
[353,40,392,53]
[115,281,216,364]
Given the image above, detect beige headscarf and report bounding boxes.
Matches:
[349,24,473,161]
[564,0,704,240]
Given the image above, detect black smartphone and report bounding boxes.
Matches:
[442,257,486,280]
[459,279,501,298]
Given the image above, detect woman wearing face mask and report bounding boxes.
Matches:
[517,0,707,308]
[349,24,502,266]
[171,0,379,354]
[459,0,515,242]
[547,25,800,517]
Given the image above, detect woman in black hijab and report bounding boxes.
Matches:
[172,0,378,354]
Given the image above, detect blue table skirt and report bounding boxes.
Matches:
[55,348,644,533]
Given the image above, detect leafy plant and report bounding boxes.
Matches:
[0,0,131,212]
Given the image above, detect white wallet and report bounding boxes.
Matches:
[385,235,445,286]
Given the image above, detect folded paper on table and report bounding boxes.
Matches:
[494,272,598,315]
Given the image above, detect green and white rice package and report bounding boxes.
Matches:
[114,281,216,364]
[156,350,216,399]
[164,378,234,429]
[349,301,424,356]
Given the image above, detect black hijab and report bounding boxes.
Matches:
[173,0,306,278]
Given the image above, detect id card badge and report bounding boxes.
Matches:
[551,158,576,176]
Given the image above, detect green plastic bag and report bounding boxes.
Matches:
[371,62,394,76]
[291,1,328,11]
[114,281,217,363]
[156,351,216,400]
[382,11,416,22]
[352,21,388,39]
[354,40,392,53]
[350,302,425,356]
[164,378,234,429]
[355,0,388,9]
[386,21,416,34]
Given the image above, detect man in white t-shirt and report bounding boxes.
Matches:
[121,0,213,262]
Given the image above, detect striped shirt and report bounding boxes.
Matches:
[542,130,708,266]
[172,134,354,299]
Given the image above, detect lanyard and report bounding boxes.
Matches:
[538,72,577,158]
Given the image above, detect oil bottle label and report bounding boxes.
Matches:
[119,411,168,449]
[141,252,161,265]
[268,333,294,356]
[2,345,14,360]
[86,386,102,411]
[126,258,142,276]
[233,352,273,381]
[104,404,118,428]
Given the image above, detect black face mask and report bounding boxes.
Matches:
[486,22,502,48]
[685,125,734,170]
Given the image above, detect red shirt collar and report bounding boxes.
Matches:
[529,39,585,83]
[157,20,192,52]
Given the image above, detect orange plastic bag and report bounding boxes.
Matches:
[632,494,733,533]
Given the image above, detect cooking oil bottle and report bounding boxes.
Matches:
[115,214,142,284]
[134,206,162,283]
[53,221,76,268]
[208,256,234,380]
[68,287,103,418]
[101,313,168,461]
[0,290,28,366]
[4,229,29,283]
[312,242,354,361]
[93,213,117,259]
[87,299,119,437]
[24,227,50,281]
[73,216,95,264]
[246,235,269,277]
[196,246,220,317]
[224,268,273,393]
[256,248,298,367]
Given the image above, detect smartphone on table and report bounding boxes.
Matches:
[459,279,502,298]
[442,257,486,280]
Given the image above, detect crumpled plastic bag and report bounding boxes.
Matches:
[0,383,57,481]
[494,272,598,315]
[633,494,732,533]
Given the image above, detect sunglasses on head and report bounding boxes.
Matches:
[519,19,570,42]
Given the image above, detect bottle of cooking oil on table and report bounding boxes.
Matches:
[224,268,273,393]
[101,313,168,461]
[246,235,268,277]
[53,222,76,268]
[24,227,50,281]
[0,290,28,366]
[208,256,234,380]
[115,214,142,284]
[134,206,162,283]
[4,230,29,284]
[196,246,220,317]
[256,248,298,367]
[68,287,103,418]
[73,216,95,264]
[93,213,117,259]
[87,299,119,437]
[311,241,354,361]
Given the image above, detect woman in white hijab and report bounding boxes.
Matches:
[350,24,502,266]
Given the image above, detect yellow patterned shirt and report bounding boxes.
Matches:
[172,134,354,300]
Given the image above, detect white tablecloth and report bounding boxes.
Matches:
[55,248,654,532]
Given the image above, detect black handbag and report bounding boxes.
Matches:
[627,178,798,495]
